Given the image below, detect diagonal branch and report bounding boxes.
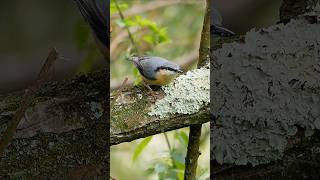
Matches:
[0,48,58,155]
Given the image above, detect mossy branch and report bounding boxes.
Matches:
[110,86,209,145]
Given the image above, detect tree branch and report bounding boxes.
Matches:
[0,69,107,178]
[211,0,320,178]
[0,48,58,155]
[110,85,209,145]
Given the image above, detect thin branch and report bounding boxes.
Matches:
[111,0,200,20]
[198,0,210,67]
[163,132,178,178]
[113,0,138,54]
[0,48,58,155]
[184,124,202,180]
[163,132,172,151]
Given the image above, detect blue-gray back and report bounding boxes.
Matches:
[133,56,180,80]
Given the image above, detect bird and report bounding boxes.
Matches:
[129,56,183,92]
[211,8,235,37]
[73,0,110,58]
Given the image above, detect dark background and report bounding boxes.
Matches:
[0,0,104,93]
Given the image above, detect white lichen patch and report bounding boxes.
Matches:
[89,102,104,119]
[212,12,320,166]
[148,64,209,118]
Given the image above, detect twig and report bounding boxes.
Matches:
[163,132,179,178]
[110,77,129,108]
[0,48,58,154]
[110,175,117,180]
[184,0,210,179]
[163,132,172,151]
[111,0,199,20]
[113,0,138,54]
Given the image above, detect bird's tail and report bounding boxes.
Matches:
[74,0,110,47]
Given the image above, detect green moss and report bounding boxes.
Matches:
[111,88,151,132]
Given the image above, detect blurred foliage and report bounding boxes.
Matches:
[111,0,172,85]
[115,15,171,46]
[111,125,210,180]
[110,0,204,85]
[133,136,153,162]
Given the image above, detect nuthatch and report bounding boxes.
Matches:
[74,0,110,57]
[212,8,235,37]
[129,56,183,87]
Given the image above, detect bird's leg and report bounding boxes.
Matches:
[143,81,156,96]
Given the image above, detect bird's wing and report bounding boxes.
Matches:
[74,0,109,47]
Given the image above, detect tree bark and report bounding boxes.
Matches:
[184,124,202,180]
[110,87,209,145]
[0,70,108,178]
[211,0,320,179]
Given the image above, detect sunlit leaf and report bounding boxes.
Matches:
[143,35,155,44]
[110,2,128,15]
[177,170,184,180]
[132,136,153,162]
[171,151,185,170]
[175,131,189,147]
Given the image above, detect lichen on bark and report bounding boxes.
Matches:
[211,14,320,166]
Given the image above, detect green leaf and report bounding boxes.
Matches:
[177,171,184,180]
[142,35,154,44]
[171,151,185,170]
[132,136,153,162]
[175,131,189,147]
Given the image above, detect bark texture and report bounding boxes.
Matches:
[110,87,209,145]
[0,70,108,178]
[211,0,320,179]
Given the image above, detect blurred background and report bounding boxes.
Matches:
[110,0,205,90]
[215,0,282,34]
[0,0,105,94]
